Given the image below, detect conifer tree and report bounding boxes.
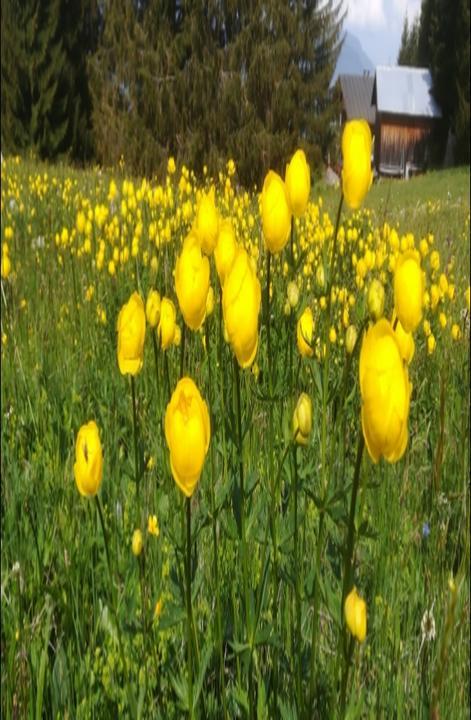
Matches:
[1,0,98,160]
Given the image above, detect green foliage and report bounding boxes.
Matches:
[88,0,343,184]
[397,13,420,66]
[0,0,97,161]
[398,0,470,165]
[1,157,469,717]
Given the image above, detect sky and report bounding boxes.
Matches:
[343,0,422,67]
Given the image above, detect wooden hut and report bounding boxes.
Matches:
[372,66,442,178]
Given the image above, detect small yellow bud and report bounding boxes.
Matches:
[367,279,385,320]
[344,587,367,643]
[345,325,358,355]
[132,529,143,557]
[427,334,436,355]
[292,393,312,445]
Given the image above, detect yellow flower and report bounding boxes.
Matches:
[360,319,410,463]
[167,157,176,175]
[147,514,160,537]
[214,219,237,286]
[285,149,311,217]
[297,307,314,358]
[394,251,423,333]
[74,421,103,498]
[427,334,436,354]
[261,170,292,254]
[132,529,143,557]
[430,250,440,272]
[146,290,161,328]
[154,598,163,620]
[439,312,447,329]
[392,312,415,364]
[293,392,312,445]
[222,247,261,368]
[165,377,210,497]
[345,325,358,354]
[329,326,337,344]
[194,188,219,255]
[158,297,177,350]
[367,279,385,320]
[1,253,11,279]
[344,587,367,643]
[341,120,373,210]
[117,292,146,376]
[451,323,460,341]
[175,232,210,331]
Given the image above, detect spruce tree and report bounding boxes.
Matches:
[1,0,98,161]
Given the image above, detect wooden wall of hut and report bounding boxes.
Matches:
[375,115,434,172]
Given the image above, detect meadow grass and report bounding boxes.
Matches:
[1,156,469,719]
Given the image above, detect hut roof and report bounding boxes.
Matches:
[372,66,442,118]
[339,74,376,125]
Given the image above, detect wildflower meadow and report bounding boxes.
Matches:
[1,133,469,719]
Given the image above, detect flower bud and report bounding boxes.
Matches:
[165,377,210,497]
[117,292,146,376]
[146,289,161,328]
[394,250,423,333]
[367,279,385,320]
[293,393,312,445]
[194,188,219,255]
[345,325,358,355]
[297,307,314,358]
[158,297,176,350]
[175,232,210,331]
[285,149,311,217]
[341,120,373,210]
[74,421,103,498]
[261,171,292,254]
[132,529,143,557]
[360,319,410,463]
[344,587,367,643]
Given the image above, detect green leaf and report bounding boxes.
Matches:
[35,597,54,720]
[194,640,212,706]
[231,684,249,714]
[158,603,186,631]
[170,671,189,711]
[257,676,268,719]
[229,639,251,657]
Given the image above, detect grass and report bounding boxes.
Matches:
[1,155,470,719]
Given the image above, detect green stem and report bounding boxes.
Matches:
[205,320,228,718]
[151,330,161,410]
[185,497,194,718]
[308,191,345,713]
[180,322,187,379]
[131,375,140,517]
[95,496,136,716]
[341,433,365,612]
[326,193,344,309]
[233,357,254,720]
[164,351,171,405]
[338,432,365,713]
[138,555,149,701]
[293,445,302,713]
[308,511,325,712]
[265,251,271,378]
[340,635,355,715]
